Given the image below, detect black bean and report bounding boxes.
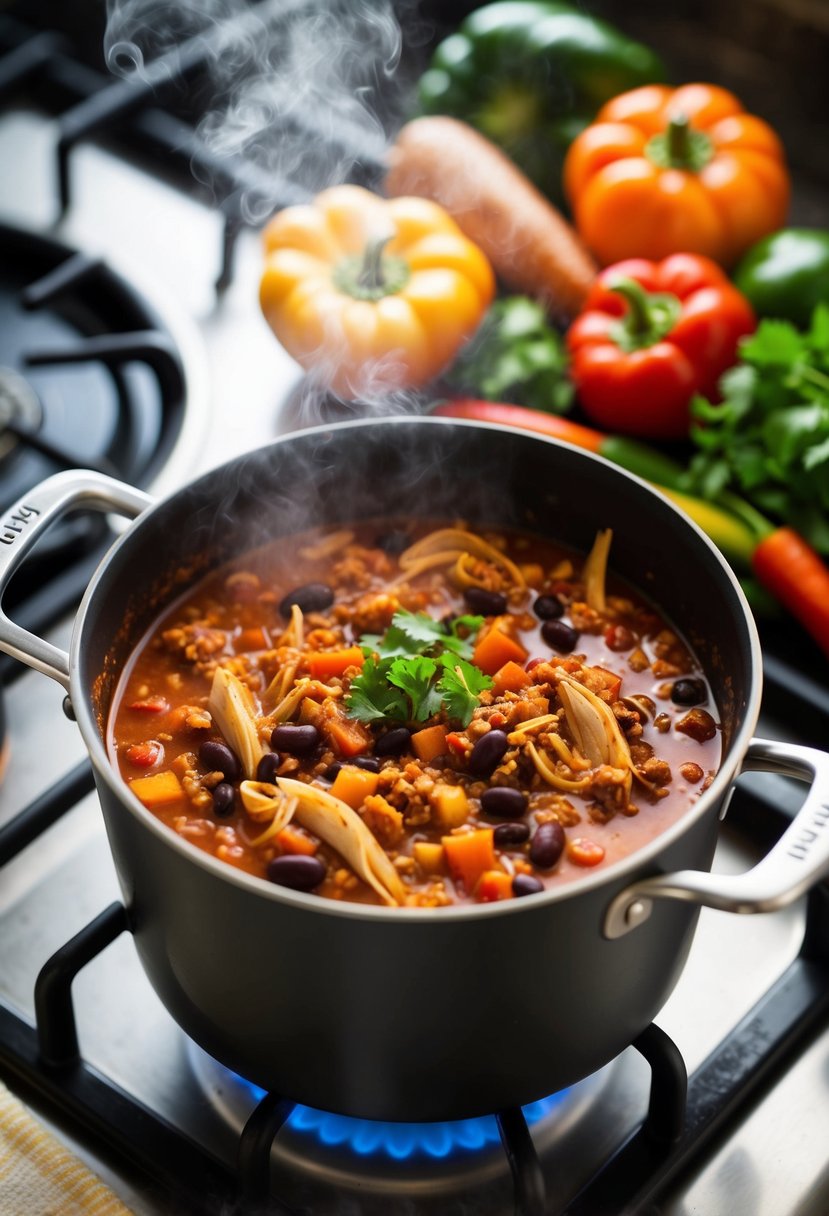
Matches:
[270,724,320,754]
[351,755,380,773]
[464,587,508,616]
[533,594,563,620]
[266,855,326,892]
[481,786,528,819]
[256,753,280,783]
[468,729,509,776]
[494,822,530,847]
[670,677,707,707]
[279,582,334,618]
[374,727,411,756]
[513,873,545,898]
[541,619,580,653]
[375,530,411,556]
[325,756,379,782]
[212,782,235,818]
[530,821,565,870]
[199,740,240,783]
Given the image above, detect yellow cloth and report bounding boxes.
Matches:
[0,1081,135,1216]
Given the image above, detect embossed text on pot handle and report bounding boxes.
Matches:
[604,737,829,939]
[0,470,152,690]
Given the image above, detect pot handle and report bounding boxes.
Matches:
[604,737,829,939]
[0,470,152,691]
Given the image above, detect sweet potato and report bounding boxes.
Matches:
[442,829,496,893]
[330,765,379,809]
[473,627,528,676]
[384,116,596,322]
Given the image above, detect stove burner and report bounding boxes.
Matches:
[0,364,42,461]
[0,221,206,653]
[187,1040,611,1199]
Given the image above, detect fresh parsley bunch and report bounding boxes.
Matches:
[445,296,574,415]
[688,305,829,554]
[346,609,493,728]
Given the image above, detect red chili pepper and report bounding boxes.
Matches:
[752,529,829,655]
[566,254,756,440]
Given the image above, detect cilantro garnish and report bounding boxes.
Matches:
[345,610,492,727]
[687,305,829,554]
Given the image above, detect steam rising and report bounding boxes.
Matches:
[104,0,425,219]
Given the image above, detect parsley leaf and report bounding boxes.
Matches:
[345,611,492,727]
[387,655,443,722]
[445,296,574,415]
[688,305,829,554]
[437,659,494,727]
[345,656,409,722]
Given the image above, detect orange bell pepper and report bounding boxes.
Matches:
[564,84,789,268]
[260,185,495,399]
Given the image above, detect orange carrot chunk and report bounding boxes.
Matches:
[129,770,185,809]
[307,646,365,681]
[276,825,319,856]
[330,765,380,809]
[473,628,528,676]
[442,829,496,892]
[475,869,514,902]
[492,660,534,695]
[411,724,448,763]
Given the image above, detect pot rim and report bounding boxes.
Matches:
[70,415,764,924]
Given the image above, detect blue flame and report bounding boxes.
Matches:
[239,1079,569,1161]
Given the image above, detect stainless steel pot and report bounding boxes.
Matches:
[1,417,827,1122]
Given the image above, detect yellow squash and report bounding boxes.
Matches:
[260,185,495,399]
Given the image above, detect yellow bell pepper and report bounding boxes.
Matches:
[260,185,495,399]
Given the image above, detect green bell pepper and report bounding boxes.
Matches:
[734,228,829,329]
[416,1,666,202]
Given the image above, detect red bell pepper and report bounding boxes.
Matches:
[566,254,756,440]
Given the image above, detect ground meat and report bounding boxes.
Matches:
[676,708,718,743]
[362,795,404,846]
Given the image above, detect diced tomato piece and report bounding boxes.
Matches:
[568,838,605,867]
[127,695,169,713]
[475,870,513,902]
[489,711,507,728]
[125,741,163,768]
[445,731,468,755]
[604,624,636,652]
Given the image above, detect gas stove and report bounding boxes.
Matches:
[1,4,828,1216]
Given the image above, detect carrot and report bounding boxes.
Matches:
[475,870,514,903]
[275,825,319,856]
[752,528,829,660]
[234,626,269,653]
[442,829,496,893]
[384,117,596,322]
[306,646,364,681]
[323,708,372,757]
[129,770,185,809]
[473,627,528,676]
[330,765,379,809]
[411,724,448,763]
[492,660,533,696]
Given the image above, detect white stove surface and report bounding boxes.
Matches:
[0,107,828,1216]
